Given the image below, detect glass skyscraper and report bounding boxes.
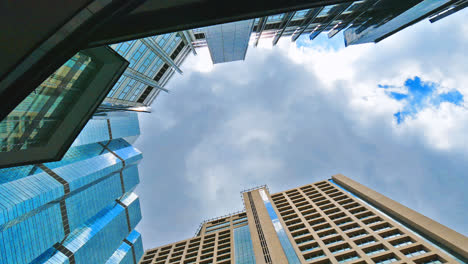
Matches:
[0,46,128,168]
[0,112,144,264]
[191,0,466,58]
[197,19,255,64]
[105,31,195,108]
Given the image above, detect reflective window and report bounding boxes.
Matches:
[113,40,136,57]
[234,225,256,264]
[129,43,148,67]
[118,79,137,100]
[259,189,301,264]
[0,52,95,153]
[268,14,284,22]
[293,9,310,19]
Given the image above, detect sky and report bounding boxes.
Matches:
[134,10,468,249]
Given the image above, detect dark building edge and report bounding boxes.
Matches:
[0,46,129,168]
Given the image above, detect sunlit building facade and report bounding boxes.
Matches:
[0,112,144,264]
[140,175,467,264]
[105,31,196,108]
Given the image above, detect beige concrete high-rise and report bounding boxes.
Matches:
[139,175,468,264]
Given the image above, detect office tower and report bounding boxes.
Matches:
[0,46,128,168]
[0,112,144,264]
[193,20,254,64]
[104,31,196,108]
[140,174,467,264]
[343,0,468,46]
[191,0,466,52]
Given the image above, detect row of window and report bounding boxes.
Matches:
[141,230,232,264]
[108,33,185,103]
[270,182,447,264]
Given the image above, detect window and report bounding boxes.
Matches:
[371,223,392,232]
[304,250,325,261]
[323,236,343,245]
[300,242,318,252]
[348,230,368,239]
[318,229,337,238]
[317,5,336,17]
[330,244,351,254]
[403,246,428,258]
[374,254,399,264]
[380,230,402,239]
[108,76,125,97]
[156,33,171,47]
[340,223,360,232]
[170,42,186,60]
[129,43,148,67]
[336,254,360,263]
[137,86,153,103]
[293,9,309,19]
[267,14,284,22]
[363,244,386,256]
[390,237,414,248]
[129,83,146,102]
[113,40,136,57]
[355,237,376,247]
[415,255,445,264]
[335,218,352,226]
[137,52,156,74]
[118,79,136,100]
[295,235,314,245]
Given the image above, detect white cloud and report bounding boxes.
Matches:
[135,10,468,248]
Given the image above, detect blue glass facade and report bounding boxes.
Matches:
[106,32,189,107]
[0,112,144,264]
[259,189,301,264]
[234,225,256,264]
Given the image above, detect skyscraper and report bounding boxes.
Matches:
[191,0,466,56]
[193,20,254,64]
[0,46,128,168]
[140,175,467,264]
[0,112,144,264]
[105,31,196,108]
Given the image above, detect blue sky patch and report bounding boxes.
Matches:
[435,91,463,106]
[296,33,344,50]
[380,76,464,124]
[389,92,408,101]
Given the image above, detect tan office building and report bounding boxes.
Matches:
[140,174,468,264]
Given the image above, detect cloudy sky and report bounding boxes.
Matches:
[134,10,468,249]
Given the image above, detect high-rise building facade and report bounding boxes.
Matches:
[105,31,196,108]
[140,175,467,264]
[192,0,466,60]
[194,20,254,64]
[0,46,128,168]
[0,112,144,264]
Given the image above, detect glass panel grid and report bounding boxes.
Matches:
[234,225,256,264]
